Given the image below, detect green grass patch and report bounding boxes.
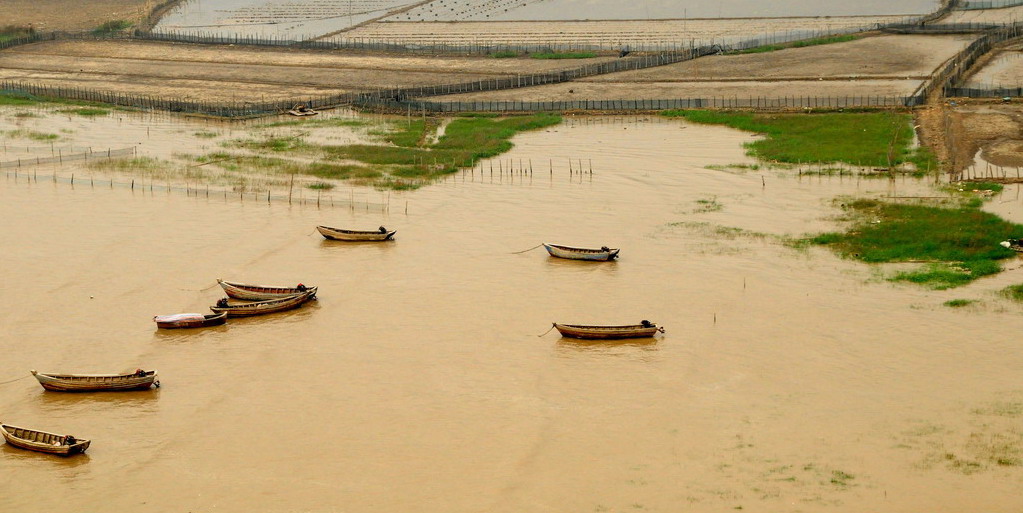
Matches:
[491,51,519,58]
[944,299,976,307]
[57,107,110,117]
[809,199,1023,288]
[731,44,786,55]
[531,52,598,59]
[194,130,219,138]
[307,182,335,190]
[660,110,930,169]
[0,25,35,43]
[92,20,133,35]
[381,119,432,147]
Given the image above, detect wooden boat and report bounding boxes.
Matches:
[209,290,316,317]
[287,104,318,116]
[553,321,664,340]
[543,243,619,261]
[317,225,396,242]
[1,424,91,455]
[153,312,227,329]
[1001,239,1023,252]
[218,279,317,301]
[31,369,159,392]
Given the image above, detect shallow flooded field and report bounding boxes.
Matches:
[157,0,940,38]
[3,110,1023,512]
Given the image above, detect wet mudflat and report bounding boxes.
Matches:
[2,112,1023,512]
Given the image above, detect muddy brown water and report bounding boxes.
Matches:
[2,111,1023,512]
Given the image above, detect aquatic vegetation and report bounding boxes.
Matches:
[57,108,110,117]
[4,129,59,141]
[660,110,936,170]
[1000,284,1023,302]
[809,199,1023,288]
[943,299,976,308]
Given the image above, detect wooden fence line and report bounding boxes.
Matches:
[2,14,1019,117]
[0,147,135,168]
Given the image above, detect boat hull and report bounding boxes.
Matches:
[1,425,90,456]
[154,312,227,329]
[218,279,317,301]
[210,290,316,317]
[32,370,159,392]
[553,323,661,340]
[543,243,619,261]
[317,225,396,242]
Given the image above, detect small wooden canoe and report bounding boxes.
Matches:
[218,279,317,301]
[553,321,663,340]
[1,424,91,455]
[317,225,396,242]
[210,290,316,317]
[153,312,227,329]
[287,105,318,116]
[543,243,619,261]
[31,369,159,392]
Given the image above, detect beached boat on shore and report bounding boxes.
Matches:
[317,225,396,242]
[553,321,663,340]
[1,424,91,455]
[543,243,619,261]
[217,279,317,301]
[31,369,159,392]
[210,290,316,317]
[1001,239,1023,252]
[154,312,227,329]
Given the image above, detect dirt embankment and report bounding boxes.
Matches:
[427,34,975,101]
[0,39,612,103]
[946,102,1023,170]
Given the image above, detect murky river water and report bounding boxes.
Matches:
[2,111,1023,512]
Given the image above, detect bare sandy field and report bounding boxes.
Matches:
[582,34,976,82]
[943,5,1023,23]
[0,39,615,102]
[3,0,152,32]
[425,79,921,102]
[339,16,910,48]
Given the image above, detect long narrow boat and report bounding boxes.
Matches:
[153,312,227,329]
[1,424,91,455]
[553,321,664,340]
[31,369,159,392]
[543,243,619,261]
[317,225,396,242]
[209,290,316,317]
[217,279,317,301]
